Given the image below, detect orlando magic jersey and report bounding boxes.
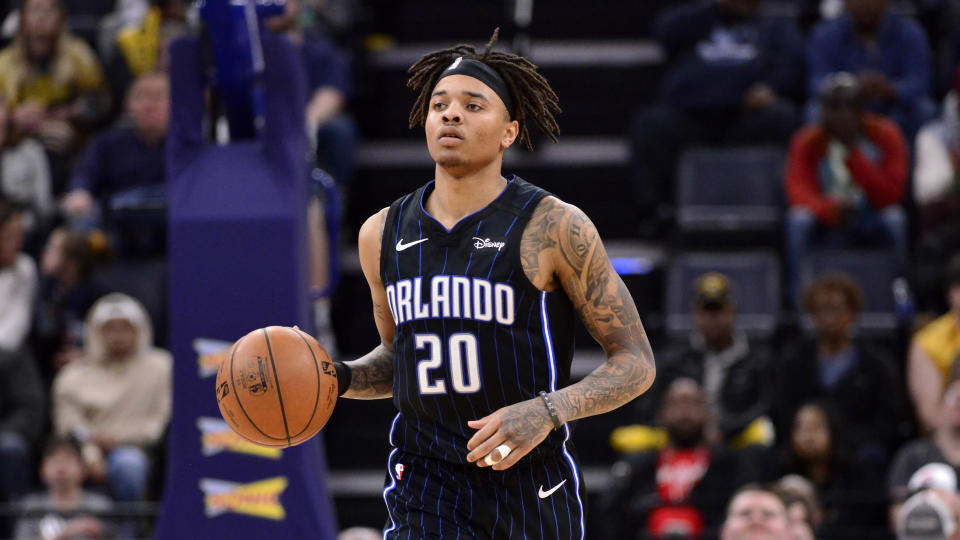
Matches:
[380,176,577,465]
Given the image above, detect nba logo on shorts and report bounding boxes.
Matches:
[395,463,405,481]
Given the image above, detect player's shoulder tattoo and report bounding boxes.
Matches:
[520,196,606,294]
[520,196,565,286]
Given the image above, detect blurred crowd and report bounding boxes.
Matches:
[602,266,960,539]
[609,0,960,538]
[1,0,960,539]
[0,0,353,538]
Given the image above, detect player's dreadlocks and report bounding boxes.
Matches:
[406,28,561,151]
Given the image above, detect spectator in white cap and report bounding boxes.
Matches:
[897,489,960,540]
[890,380,960,525]
[51,292,171,503]
[909,463,958,494]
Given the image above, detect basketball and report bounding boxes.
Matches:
[215,326,338,447]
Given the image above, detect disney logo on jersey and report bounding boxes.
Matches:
[472,237,506,251]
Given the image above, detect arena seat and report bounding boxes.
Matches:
[675,146,785,241]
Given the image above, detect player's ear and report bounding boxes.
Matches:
[500,119,519,150]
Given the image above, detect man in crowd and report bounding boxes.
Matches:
[600,378,756,539]
[784,73,908,303]
[61,72,168,256]
[807,0,935,139]
[616,272,772,452]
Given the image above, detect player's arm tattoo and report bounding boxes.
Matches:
[545,201,655,423]
[342,344,394,399]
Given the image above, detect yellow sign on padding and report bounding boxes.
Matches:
[200,477,288,520]
[197,417,282,459]
[194,338,233,378]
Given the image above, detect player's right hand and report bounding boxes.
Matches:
[465,397,554,471]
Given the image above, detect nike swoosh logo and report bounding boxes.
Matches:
[538,479,567,499]
[396,238,429,252]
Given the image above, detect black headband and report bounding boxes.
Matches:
[435,57,514,116]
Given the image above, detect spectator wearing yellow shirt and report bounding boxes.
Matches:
[909,254,960,432]
[0,0,108,192]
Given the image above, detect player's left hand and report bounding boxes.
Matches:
[465,397,554,470]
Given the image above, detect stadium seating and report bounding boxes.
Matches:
[675,146,785,242]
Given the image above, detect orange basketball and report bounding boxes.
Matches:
[215,326,337,447]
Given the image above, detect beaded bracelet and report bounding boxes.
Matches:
[538,391,563,431]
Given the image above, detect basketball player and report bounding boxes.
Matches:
[331,31,656,538]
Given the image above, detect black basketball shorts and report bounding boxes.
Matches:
[381,448,587,539]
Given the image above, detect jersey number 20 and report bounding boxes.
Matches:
[415,333,481,395]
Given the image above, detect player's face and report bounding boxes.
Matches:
[720,492,790,540]
[425,74,518,174]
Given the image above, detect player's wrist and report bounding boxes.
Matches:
[334,361,351,397]
[537,391,563,431]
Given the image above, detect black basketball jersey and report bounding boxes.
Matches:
[379,176,577,465]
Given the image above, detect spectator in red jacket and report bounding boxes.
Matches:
[784,72,908,304]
